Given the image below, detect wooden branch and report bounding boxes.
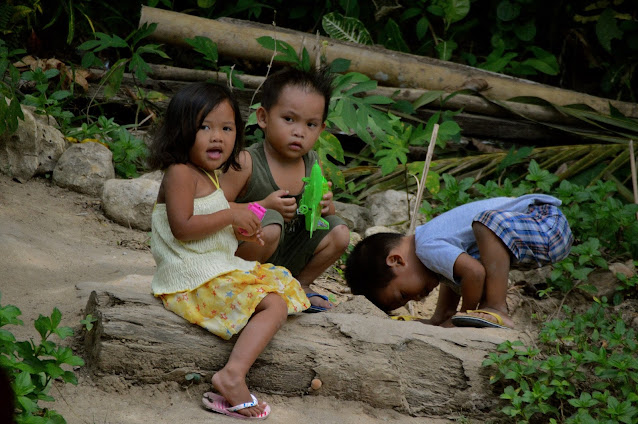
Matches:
[139,6,638,119]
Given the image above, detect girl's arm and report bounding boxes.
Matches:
[220,150,252,202]
[164,165,260,241]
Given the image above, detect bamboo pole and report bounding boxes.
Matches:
[408,124,439,235]
[140,6,638,118]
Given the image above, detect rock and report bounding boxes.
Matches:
[53,142,115,196]
[102,177,160,231]
[609,261,636,279]
[0,105,67,182]
[364,225,400,237]
[587,269,618,300]
[367,189,414,227]
[76,275,524,421]
[334,201,371,233]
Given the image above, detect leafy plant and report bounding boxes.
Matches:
[186,35,245,89]
[0,292,84,423]
[256,35,311,71]
[79,22,169,100]
[107,127,148,178]
[483,301,638,423]
[0,39,25,135]
[21,66,74,128]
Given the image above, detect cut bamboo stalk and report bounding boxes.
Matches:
[408,124,439,235]
[139,6,638,118]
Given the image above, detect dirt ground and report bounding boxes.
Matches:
[0,173,450,424]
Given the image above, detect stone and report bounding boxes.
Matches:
[52,142,115,196]
[102,177,160,231]
[334,201,372,233]
[367,189,414,227]
[0,105,67,182]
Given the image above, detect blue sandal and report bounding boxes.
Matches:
[304,293,332,313]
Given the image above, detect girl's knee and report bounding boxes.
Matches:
[262,293,288,317]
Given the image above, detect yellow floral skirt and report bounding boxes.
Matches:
[159,263,309,340]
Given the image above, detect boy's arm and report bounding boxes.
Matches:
[453,253,486,312]
[220,150,252,202]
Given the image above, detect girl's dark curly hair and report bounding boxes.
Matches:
[148,82,244,172]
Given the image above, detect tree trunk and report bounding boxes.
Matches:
[77,275,515,419]
[139,6,638,119]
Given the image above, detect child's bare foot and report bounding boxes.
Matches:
[452,308,514,329]
[211,368,267,417]
[305,292,333,311]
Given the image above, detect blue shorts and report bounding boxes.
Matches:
[473,204,573,267]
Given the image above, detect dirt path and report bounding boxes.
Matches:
[0,174,446,424]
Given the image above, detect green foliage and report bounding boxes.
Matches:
[79,22,169,99]
[256,36,311,71]
[483,301,638,423]
[0,291,83,423]
[0,40,25,135]
[321,12,373,45]
[65,116,148,178]
[21,67,74,128]
[108,127,148,178]
[43,0,96,44]
[186,36,244,89]
[555,180,638,257]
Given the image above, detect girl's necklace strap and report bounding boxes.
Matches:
[198,167,220,190]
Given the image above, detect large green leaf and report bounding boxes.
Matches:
[322,12,373,45]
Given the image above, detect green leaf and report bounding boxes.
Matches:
[496,0,520,22]
[596,8,623,52]
[413,91,444,109]
[198,0,216,8]
[514,20,536,42]
[416,17,430,40]
[382,18,410,52]
[13,371,35,396]
[104,60,126,99]
[444,0,470,27]
[322,12,373,45]
[255,36,300,65]
[329,58,351,73]
[185,36,218,67]
[435,39,457,61]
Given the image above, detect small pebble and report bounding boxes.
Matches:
[311,378,322,390]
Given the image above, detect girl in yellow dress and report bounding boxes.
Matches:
[147,82,309,420]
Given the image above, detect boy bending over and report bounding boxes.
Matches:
[345,194,573,328]
[221,67,350,312]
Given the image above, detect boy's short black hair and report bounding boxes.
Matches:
[148,82,244,172]
[344,232,404,309]
[260,66,334,121]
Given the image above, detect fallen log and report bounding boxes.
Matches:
[77,275,517,419]
[87,67,586,143]
[139,6,638,119]
[143,64,580,126]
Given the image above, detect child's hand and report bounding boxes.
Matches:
[320,182,335,216]
[263,189,297,222]
[234,227,265,245]
[231,207,262,237]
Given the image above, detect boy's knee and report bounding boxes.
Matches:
[262,224,282,247]
[330,224,350,253]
